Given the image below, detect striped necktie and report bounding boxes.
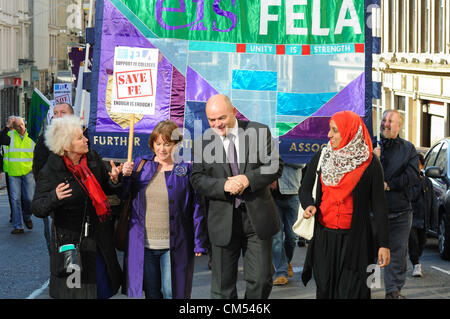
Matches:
[227,133,242,208]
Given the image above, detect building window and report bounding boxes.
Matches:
[435,0,445,53]
[398,0,405,52]
[408,0,416,53]
[394,95,406,139]
[448,2,450,54]
[421,102,446,147]
[420,0,430,53]
[388,0,395,52]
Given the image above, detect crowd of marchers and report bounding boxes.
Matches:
[0,96,434,299]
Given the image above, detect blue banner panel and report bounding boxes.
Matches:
[232,70,278,91]
[372,81,382,99]
[277,92,337,116]
[279,138,328,164]
[88,131,152,160]
[184,101,209,137]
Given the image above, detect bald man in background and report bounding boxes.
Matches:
[32,103,75,179]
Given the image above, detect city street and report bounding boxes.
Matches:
[1,175,450,300]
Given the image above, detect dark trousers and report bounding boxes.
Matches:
[5,172,13,219]
[210,205,274,299]
[408,227,427,265]
[384,211,413,294]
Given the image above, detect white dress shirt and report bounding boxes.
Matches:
[221,118,240,165]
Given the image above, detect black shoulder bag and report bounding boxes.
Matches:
[53,198,88,278]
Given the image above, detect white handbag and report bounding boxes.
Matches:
[292,149,324,240]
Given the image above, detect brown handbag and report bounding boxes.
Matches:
[113,159,147,251]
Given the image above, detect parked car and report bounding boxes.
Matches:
[424,138,450,260]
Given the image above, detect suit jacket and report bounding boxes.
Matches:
[190,120,283,246]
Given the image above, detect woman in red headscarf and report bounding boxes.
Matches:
[299,110,390,299]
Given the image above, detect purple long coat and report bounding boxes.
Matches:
[123,155,208,298]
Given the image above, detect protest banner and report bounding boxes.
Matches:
[89,0,372,163]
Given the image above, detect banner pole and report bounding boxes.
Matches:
[127,114,135,162]
[79,0,94,126]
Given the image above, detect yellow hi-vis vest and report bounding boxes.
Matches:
[4,130,35,177]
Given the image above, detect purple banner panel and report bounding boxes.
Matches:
[170,66,186,129]
[186,66,219,102]
[96,0,172,133]
[280,117,331,140]
[312,72,365,117]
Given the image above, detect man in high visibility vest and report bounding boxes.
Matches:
[2,117,35,234]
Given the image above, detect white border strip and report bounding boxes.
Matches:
[431,266,450,276]
[26,279,49,299]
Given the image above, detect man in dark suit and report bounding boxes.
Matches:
[190,94,283,299]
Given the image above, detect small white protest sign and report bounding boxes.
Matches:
[111,46,159,115]
[54,83,72,105]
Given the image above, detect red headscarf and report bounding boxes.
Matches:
[320,110,373,203]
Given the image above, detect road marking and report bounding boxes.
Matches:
[26,279,49,299]
[431,266,450,276]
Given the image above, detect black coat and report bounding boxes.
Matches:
[411,174,436,229]
[31,150,122,299]
[379,137,420,214]
[299,152,389,287]
[31,133,50,179]
[0,126,10,146]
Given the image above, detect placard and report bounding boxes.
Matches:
[111,46,159,115]
[54,83,72,105]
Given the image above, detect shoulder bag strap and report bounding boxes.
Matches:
[317,148,325,172]
[312,148,325,201]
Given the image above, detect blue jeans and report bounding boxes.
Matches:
[143,248,172,299]
[272,195,300,277]
[9,172,35,230]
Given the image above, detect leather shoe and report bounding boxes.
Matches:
[288,263,294,278]
[273,276,288,285]
[24,219,33,230]
[385,291,406,299]
[11,229,24,234]
[297,239,306,247]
